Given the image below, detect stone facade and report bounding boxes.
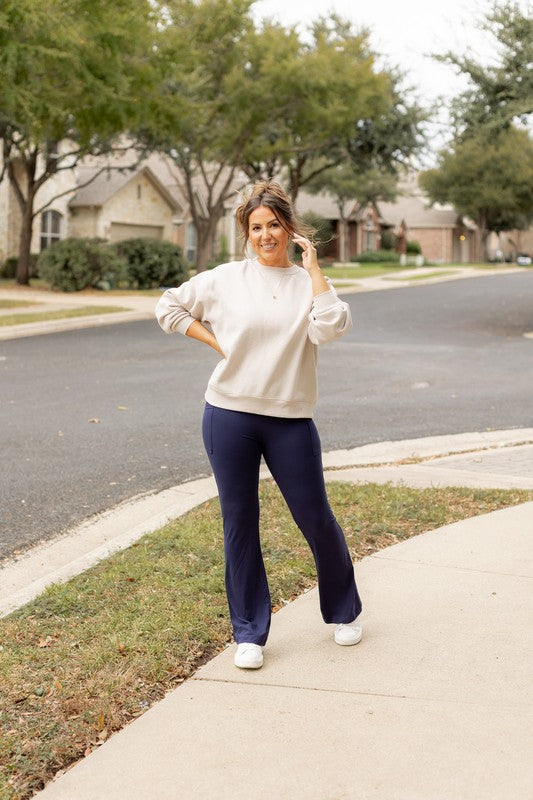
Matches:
[69,169,180,244]
[0,151,186,267]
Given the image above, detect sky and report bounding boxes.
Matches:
[252,0,526,158]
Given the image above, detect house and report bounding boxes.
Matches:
[0,147,243,268]
[68,164,183,245]
[1,153,524,268]
[378,194,478,263]
[487,228,533,261]
[296,176,478,263]
[0,149,196,267]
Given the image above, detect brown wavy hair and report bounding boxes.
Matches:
[235,181,315,257]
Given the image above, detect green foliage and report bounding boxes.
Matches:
[140,0,255,270]
[420,127,533,236]
[240,16,425,200]
[300,212,332,258]
[306,160,398,213]
[134,6,424,268]
[0,0,163,284]
[345,72,428,181]
[111,238,188,289]
[406,240,422,255]
[37,238,125,292]
[437,1,533,134]
[379,229,396,251]
[355,249,400,263]
[2,254,39,279]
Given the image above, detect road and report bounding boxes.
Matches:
[1,271,532,560]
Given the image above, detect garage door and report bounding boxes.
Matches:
[109,223,164,242]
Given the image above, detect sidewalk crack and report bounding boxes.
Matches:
[370,554,532,579]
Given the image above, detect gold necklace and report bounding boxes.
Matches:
[256,264,292,299]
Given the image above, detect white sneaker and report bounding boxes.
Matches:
[234,643,264,669]
[334,622,363,646]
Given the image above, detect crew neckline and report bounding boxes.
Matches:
[249,259,300,276]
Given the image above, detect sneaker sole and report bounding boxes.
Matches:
[334,629,363,646]
[234,659,263,669]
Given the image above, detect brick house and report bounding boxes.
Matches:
[295,190,382,262]
[378,194,478,263]
[296,185,478,263]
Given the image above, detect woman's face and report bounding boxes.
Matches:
[248,205,290,267]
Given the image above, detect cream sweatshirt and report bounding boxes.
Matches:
[155,259,352,418]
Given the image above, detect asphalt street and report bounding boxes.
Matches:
[1,271,532,559]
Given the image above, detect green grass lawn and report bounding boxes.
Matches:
[382,270,457,282]
[323,264,415,279]
[0,306,131,327]
[0,299,42,310]
[1,480,531,799]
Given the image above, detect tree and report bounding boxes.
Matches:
[306,160,397,261]
[139,7,426,269]
[138,0,258,270]
[0,0,161,284]
[437,1,533,135]
[240,16,399,201]
[345,71,428,181]
[419,126,533,261]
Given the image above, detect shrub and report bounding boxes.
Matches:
[353,249,400,263]
[111,238,188,289]
[1,254,39,279]
[406,240,422,255]
[37,238,124,291]
[380,229,397,251]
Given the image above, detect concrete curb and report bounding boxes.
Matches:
[0,310,153,340]
[1,428,532,618]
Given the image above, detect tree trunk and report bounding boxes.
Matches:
[194,203,231,271]
[475,211,488,263]
[339,218,351,263]
[195,218,215,271]
[16,194,35,286]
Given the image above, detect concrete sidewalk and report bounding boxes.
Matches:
[29,431,533,800]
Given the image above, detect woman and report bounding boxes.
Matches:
[156,181,362,670]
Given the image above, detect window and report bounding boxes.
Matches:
[40,210,62,251]
[186,222,197,264]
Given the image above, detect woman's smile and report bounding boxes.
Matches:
[248,206,290,267]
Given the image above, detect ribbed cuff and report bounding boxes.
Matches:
[312,289,339,312]
[176,315,197,335]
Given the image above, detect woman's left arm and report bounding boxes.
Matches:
[292,235,353,345]
[292,235,329,297]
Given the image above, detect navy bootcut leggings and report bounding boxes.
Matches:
[202,402,362,645]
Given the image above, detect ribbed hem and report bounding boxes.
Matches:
[205,386,314,418]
